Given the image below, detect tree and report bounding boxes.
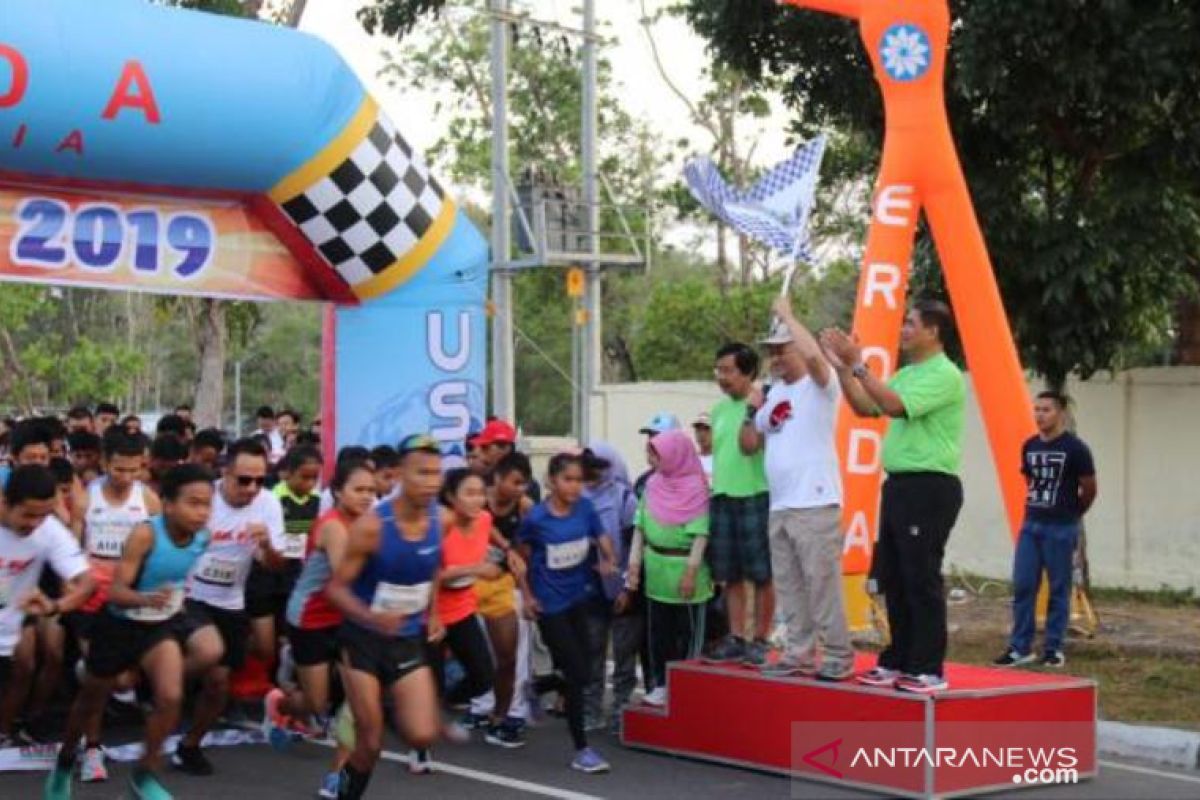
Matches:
[684,0,1200,389]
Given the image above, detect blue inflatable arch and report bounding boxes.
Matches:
[0,0,488,451]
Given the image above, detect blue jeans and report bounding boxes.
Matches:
[1009,519,1080,655]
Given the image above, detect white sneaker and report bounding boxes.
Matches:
[80,745,108,783]
[408,748,433,774]
[895,673,949,694]
[643,687,668,707]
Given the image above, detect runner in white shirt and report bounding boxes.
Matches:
[172,438,285,777]
[0,466,94,748]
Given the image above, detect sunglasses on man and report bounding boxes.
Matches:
[234,474,266,488]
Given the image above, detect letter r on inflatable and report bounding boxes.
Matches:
[779,0,1036,595]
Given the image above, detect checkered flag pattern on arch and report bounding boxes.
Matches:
[276,111,446,290]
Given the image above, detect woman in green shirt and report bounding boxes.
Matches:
[626,430,712,707]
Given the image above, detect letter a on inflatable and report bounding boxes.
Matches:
[778,0,1036,627]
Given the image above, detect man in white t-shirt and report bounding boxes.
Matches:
[746,296,853,682]
[0,466,94,746]
[173,438,285,777]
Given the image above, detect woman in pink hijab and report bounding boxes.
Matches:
[626,429,713,707]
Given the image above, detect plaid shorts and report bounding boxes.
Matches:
[708,493,772,584]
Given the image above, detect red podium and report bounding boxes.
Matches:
[622,652,1096,798]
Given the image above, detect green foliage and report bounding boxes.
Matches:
[684,0,1200,387]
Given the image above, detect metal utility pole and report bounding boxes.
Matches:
[580,0,600,444]
[490,0,516,423]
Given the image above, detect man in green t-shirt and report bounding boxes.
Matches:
[703,343,775,665]
[821,300,966,694]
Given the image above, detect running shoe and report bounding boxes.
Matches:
[642,687,668,707]
[571,746,611,774]
[408,748,433,775]
[262,688,293,752]
[457,711,489,731]
[316,770,341,799]
[79,746,108,783]
[816,661,855,682]
[484,719,526,749]
[170,744,213,776]
[1040,651,1066,668]
[855,666,901,687]
[43,763,73,800]
[894,673,949,694]
[702,634,746,663]
[993,649,1036,667]
[127,767,172,800]
[741,639,773,668]
[761,658,816,679]
[442,720,471,744]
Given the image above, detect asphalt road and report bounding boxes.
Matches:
[4,720,1200,799]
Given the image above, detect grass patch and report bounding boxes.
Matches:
[948,636,1200,730]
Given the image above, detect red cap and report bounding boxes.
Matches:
[475,419,517,447]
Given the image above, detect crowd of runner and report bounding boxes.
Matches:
[0,403,710,800]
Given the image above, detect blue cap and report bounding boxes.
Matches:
[639,413,682,436]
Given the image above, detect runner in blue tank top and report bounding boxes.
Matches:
[327,434,447,800]
[48,463,215,800]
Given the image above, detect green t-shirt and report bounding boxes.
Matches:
[710,396,768,498]
[882,352,966,475]
[635,499,713,605]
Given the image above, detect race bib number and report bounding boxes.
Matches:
[546,538,589,571]
[87,528,127,560]
[125,585,184,622]
[370,581,431,616]
[282,533,307,560]
[196,556,239,587]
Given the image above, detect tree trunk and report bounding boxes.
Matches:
[1173,262,1200,364]
[194,299,227,428]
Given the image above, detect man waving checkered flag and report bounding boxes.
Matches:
[684,135,826,264]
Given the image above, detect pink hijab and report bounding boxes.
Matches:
[645,430,710,527]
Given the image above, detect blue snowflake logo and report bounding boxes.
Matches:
[879,23,932,82]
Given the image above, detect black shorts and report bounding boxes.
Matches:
[179,599,249,669]
[85,612,182,679]
[0,656,11,685]
[61,610,100,643]
[338,624,426,688]
[288,624,340,668]
[245,561,303,620]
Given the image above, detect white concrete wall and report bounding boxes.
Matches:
[585,368,1200,591]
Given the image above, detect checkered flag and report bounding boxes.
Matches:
[684,135,826,263]
[275,111,447,291]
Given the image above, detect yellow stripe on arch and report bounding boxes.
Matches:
[354,198,458,301]
[268,96,379,204]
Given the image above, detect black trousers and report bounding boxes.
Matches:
[647,599,706,687]
[874,472,963,677]
[429,614,496,706]
[537,602,591,750]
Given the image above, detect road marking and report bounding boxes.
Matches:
[1100,759,1200,786]
[314,740,606,800]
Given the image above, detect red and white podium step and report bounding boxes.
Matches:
[621,652,1096,798]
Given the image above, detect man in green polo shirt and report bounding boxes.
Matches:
[821,300,965,694]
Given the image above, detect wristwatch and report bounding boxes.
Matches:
[851,363,869,380]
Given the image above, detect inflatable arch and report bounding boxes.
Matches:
[0,0,488,454]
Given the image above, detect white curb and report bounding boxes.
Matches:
[1099,721,1200,770]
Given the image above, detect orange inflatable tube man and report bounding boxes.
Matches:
[778,0,1035,583]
